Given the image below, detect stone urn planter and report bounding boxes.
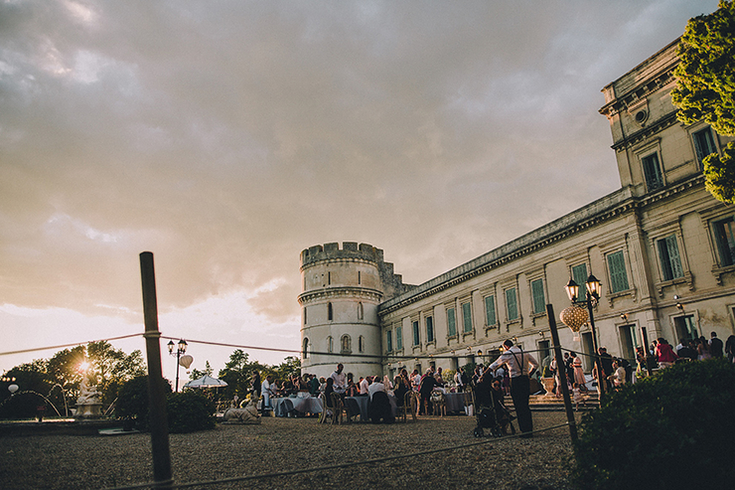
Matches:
[541,377,555,395]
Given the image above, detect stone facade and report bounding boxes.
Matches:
[299,39,735,379]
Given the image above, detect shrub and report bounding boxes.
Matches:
[572,359,735,490]
[166,390,216,433]
[115,375,172,431]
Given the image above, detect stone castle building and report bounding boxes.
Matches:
[299,39,735,380]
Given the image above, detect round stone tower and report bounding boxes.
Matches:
[298,242,407,379]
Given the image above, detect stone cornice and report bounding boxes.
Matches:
[379,175,706,316]
[298,286,383,305]
[610,112,679,151]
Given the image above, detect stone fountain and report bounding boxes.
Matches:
[74,376,103,419]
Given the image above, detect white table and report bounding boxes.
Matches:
[274,396,323,417]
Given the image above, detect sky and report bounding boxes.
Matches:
[0,0,720,383]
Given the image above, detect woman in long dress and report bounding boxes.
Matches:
[570,352,587,391]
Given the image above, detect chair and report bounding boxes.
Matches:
[329,393,345,425]
[398,391,418,422]
[317,393,329,424]
[343,397,361,423]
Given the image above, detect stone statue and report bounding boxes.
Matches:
[223,397,261,424]
[75,375,103,418]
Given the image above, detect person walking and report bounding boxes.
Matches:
[488,339,539,438]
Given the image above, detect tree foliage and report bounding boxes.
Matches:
[572,359,735,490]
[671,1,735,202]
[672,1,735,135]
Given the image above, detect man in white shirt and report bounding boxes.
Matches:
[359,375,370,395]
[330,363,347,394]
[261,375,276,412]
[489,339,539,437]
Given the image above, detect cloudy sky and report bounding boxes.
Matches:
[0,0,719,382]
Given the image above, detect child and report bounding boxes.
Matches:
[572,382,586,411]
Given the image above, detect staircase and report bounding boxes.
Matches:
[502,391,600,411]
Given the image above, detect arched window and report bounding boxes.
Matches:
[341,334,352,354]
[302,337,309,359]
[327,302,333,321]
[357,302,364,321]
[358,335,364,353]
[327,336,333,353]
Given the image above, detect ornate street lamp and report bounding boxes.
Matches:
[167,339,188,392]
[562,274,605,396]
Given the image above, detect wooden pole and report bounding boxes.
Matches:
[547,303,578,443]
[140,252,173,488]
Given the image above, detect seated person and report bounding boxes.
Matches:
[324,377,336,408]
[345,373,359,397]
[393,375,408,406]
[367,376,394,424]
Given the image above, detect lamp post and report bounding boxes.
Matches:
[167,339,188,392]
[564,274,605,396]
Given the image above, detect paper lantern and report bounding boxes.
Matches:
[560,305,588,341]
[179,354,194,369]
[8,384,19,394]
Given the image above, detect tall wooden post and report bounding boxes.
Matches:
[140,252,173,488]
[547,303,578,443]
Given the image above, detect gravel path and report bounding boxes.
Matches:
[0,412,579,489]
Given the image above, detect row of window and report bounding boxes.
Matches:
[385,253,633,352]
[302,334,365,358]
[304,301,364,324]
[642,127,715,192]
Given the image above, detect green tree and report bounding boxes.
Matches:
[274,356,301,383]
[671,1,735,202]
[86,342,146,408]
[0,360,53,419]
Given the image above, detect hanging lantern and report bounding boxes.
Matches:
[8,384,19,394]
[179,354,194,369]
[560,305,588,341]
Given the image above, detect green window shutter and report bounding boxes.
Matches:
[505,288,518,320]
[572,264,587,288]
[386,330,392,352]
[462,302,472,333]
[484,296,496,326]
[396,326,403,350]
[426,316,434,342]
[447,308,456,337]
[607,251,629,293]
[666,236,683,279]
[412,321,420,345]
[531,279,545,314]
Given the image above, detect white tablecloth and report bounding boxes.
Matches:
[274,396,323,417]
[346,394,397,422]
[444,392,472,413]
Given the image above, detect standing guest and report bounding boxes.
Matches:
[725,335,735,363]
[564,352,575,383]
[572,382,586,411]
[261,375,275,412]
[323,377,336,409]
[677,339,697,361]
[330,363,347,394]
[608,360,627,389]
[697,336,711,360]
[308,374,320,396]
[411,370,421,392]
[418,368,436,415]
[655,338,678,368]
[250,371,262,400]
[709,332,724,358]
[454,368,465,392]
[571,352,587,391]
[359,375,370,395]
[488,339,539,438]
